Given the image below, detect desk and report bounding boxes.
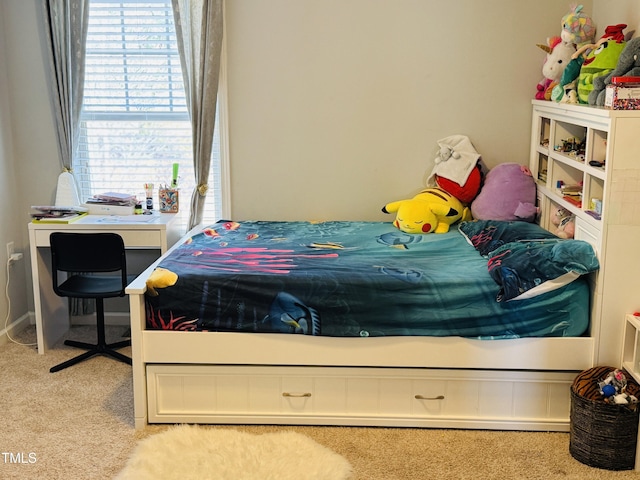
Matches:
[28,213,181,354]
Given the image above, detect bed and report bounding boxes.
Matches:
[126,219,600,431]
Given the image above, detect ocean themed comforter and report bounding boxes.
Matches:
[144,220,595,339]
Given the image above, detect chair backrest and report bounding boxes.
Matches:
[50,232,128,287]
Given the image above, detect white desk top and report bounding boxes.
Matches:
[28,212,178,230]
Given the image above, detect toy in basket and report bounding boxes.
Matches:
[570,366,640,471]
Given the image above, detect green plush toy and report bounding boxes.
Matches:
[578,24,627,104]
[590,36,640,106]
[382,187,470,234]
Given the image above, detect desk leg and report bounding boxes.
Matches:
[30,241,70,354]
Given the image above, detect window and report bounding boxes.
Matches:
[76,0,223,228]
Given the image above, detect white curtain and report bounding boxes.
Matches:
[41,0,91,315]
[172,0,224,230]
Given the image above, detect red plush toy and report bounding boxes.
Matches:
[435,164,482,204]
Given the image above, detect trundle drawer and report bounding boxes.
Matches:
[146,365,576,429]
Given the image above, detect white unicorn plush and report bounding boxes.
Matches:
[535,36,576,101]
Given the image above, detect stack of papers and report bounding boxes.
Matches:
[85,192,137,206]
[83,192,137,215]
[30,205,88,223]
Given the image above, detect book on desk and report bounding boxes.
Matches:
[30,205,89,224]
[31,213,88,224]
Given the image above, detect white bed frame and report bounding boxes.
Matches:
[126,230,598,431]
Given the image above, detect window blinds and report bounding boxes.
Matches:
[76,0,222,224]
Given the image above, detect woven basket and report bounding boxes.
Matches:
[569,366,640,471]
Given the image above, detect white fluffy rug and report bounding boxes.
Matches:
[116,426,353,480]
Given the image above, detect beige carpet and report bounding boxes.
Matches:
[2,325,640,480]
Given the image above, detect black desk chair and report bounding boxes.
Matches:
[49,232,135,373]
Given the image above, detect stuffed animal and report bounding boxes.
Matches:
[382,187,470,234]
[536,37,576,100]
[470,163,538,222]
[598,369,639,406]
[578,24,627,104]
[557,79,579,103]
[427,135,481,200]
[560,4,596,47]
[435,164,483,205]
[550,207,575,238]
[552,41,595,103]
[551,4,596,102]
[590,36,640,106]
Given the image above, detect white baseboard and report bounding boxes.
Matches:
[1,312,130,348]
[0,313,32,346]
[4,312,131,347]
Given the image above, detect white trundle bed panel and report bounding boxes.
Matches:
[127,246,596,431]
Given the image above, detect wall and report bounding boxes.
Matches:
[0,1,31,343]
[593,0,640,36]
[3,0,639,338]
[225,0,586,221]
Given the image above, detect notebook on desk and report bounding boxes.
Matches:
[30,206,89,224]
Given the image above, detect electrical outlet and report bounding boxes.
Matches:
[7,241,14,258]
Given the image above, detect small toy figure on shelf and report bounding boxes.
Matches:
[554,137,585,157]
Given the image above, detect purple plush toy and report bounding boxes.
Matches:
[470,163,538,222]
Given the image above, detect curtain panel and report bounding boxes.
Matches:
[172,0,224,230]
[41,0,89,172]
[41,0,91,315]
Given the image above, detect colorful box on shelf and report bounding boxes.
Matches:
[605,76,640,110]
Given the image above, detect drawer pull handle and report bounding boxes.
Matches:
[415,395,445,400]
[282,392,312,398]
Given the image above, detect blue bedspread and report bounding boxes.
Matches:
[144,221,590,338]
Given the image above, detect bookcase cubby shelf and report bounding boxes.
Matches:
[529,100,640,368]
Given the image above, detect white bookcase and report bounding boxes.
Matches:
[529,100,640,367]
[621,314,640,471]
[622,314,640,381]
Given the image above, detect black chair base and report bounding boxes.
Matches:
[50,338,132,373]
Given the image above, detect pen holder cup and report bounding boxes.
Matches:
[159,188,179,213]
